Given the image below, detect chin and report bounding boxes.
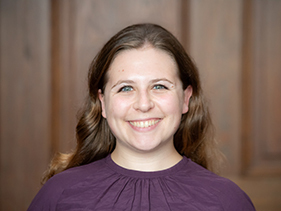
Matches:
[130,141,165,153]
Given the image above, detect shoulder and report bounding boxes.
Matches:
[46,157,109,190]
[27,157,109,211]
[181,158,256,210]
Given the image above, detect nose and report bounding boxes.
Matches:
[133,90,154,112]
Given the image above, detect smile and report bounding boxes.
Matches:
[129,119,161,128]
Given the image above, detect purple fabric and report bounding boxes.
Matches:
[28,155,255,210]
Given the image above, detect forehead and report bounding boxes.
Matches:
[107,47,178,79]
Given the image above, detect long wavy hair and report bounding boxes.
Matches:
[42,23,223,183]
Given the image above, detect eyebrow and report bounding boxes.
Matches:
[151,78,174,84]
[111,80,135,89]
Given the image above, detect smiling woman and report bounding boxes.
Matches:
[98,47,192,170]
[28,23,256,210]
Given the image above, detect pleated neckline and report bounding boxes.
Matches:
[105,154,189,178]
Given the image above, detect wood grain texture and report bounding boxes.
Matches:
[245,0,281,176]
[51,0,78,153]
[188,0,243,175]
[0,0,51,210]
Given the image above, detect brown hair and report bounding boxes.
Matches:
[42,23,223,183]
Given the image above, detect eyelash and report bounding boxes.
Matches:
[153,84,168,90]
[118,86,133,92]
[118,84,168,93]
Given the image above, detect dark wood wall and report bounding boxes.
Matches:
[1,0,280,210]
[0,0,51,210]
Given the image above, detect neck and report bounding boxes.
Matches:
[111,145,182,172]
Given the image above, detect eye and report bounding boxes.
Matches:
[119,86,133,92]
[153,84,167,90]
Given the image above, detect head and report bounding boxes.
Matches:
[76,23,208,164]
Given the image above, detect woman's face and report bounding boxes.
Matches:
[99,46,192,155]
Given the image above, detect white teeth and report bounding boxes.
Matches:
[130,120,160,128]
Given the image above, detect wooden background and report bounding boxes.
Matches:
[1,0,280,210]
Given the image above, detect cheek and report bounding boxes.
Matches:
[106,96,132,118]
[155,94,182,113]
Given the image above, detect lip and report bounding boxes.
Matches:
[128,118,162,131]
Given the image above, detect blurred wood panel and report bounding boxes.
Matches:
[244,0,281,176]
[0,0,51,210]
[51,0,78,153]
[188,0,243,175]
[187,0,281,210]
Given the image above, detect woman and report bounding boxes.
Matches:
[28,23,255,210]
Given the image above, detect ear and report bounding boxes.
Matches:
[182,85,193,114]
[98,89,106,118]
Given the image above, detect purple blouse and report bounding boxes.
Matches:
[28,155,255,210]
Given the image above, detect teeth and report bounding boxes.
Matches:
[130,120,160,128]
